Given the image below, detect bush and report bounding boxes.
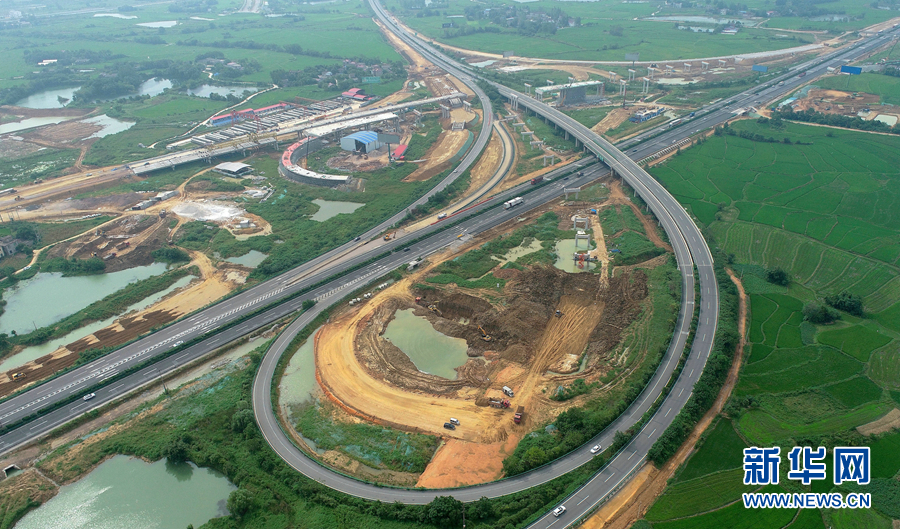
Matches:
[803,302,839,324]
[227,488,254,519]
[152,247,191,264]
[765,267,790,286]
[825,291,863,316]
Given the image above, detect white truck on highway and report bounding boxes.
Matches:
[503,197,524,209]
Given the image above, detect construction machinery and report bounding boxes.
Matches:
[478,325,492,342]
[555,309,563,318]
[514,406,525,424]
[428,304,442,316]
[489,398,511,409]
[384,232,395,241]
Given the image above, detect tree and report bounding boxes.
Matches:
[468,497,496,521]
[164,438,189,464]
[423,496,462,528]
[227,488,254,519]
[803,302,839,324]
[766,267,790,286]
[230,408,254,433]
[825,291,863,316]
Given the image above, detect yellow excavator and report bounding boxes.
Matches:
[479,325,492,342]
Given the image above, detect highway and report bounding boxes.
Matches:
[0,6,895,526]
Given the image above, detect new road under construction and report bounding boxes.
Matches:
[0,4,895,528]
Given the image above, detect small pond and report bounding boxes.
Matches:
[136,20,178,28]
[187,85,258,98]
[383,309,468,379]
[310,199,364,222]
[224,250,268,268]
[553,239,597,273]
[0,275,193,372]
[80,115,135,138]
[279,325,322,410]
[0,117,71,135]
[13,455,235,529]
[0,262,169,336]
[14,87,81,109]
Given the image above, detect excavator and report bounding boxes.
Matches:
[479,325,492,342]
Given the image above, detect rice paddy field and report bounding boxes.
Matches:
[639,120,900,528]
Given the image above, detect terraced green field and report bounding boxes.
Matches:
[642,121,900,528]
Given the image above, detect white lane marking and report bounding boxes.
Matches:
[29,420,48,430]
[604,473,615,482]
[628,451,635,460]
[665,407,671,417]
[577,496,590,506]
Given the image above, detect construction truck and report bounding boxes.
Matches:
[384,232,395,241]
[514,406,525,424]
[489,399,511,408]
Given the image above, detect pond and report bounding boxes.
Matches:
[80,115,135,138]
[224,250,268,268]
[383,309,468,379]
[0,117,71,135]
[279,325,322,410]
[93,13,138,19]
[553,239,597,273]
[0,275,194,372]
[13,455,235,529]
[493,238,543,265]
[0,262,169,336]
[131,78,173,98]
[136,20,178,28]
[187,85,258,98]
[14,87,81,109]
[309,199,364,222]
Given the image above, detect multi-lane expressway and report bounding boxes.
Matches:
[1,8,896,527]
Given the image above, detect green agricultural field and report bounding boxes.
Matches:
[642,120,900,527]
[676,419,747,482]
[651,484,797,529]
[395,0,816,62]
[815,73,900,106]
[645,469,756,522]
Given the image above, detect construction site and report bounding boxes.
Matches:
[281,183,675,487]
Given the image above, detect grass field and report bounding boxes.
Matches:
[815,73,900,106]
[642,120,900,527]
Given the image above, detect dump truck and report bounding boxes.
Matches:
[514,406,524,424]
[530,176,543,185]
[115,241,131,250]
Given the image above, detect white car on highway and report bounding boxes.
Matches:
[552,505,566,517]
[171,340,184,348]
[82,393,96,401]
[590,444,602,454]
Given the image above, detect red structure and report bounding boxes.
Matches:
[391,144,408,160]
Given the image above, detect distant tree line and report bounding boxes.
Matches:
[775,107,900,135]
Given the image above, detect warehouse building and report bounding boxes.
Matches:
[340,131,382,154]
[213,162,254,177]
